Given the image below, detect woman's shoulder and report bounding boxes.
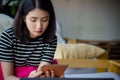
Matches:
[2,27,13,34]
[1,27,15,38]
[0,27,15,44]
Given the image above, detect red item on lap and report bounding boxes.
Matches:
[0,59,58,79]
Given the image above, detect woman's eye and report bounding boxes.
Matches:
[30,19,36,22]
[42,18,48,22]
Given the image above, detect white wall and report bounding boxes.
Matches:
[52,0,120,41]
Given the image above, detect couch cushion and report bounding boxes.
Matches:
[54,43,105,59]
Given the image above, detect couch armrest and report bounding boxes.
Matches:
[109,60,120,75]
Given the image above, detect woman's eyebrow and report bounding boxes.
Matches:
[30,17,38,19]
[42,16,49,19]
[30,16,49,19]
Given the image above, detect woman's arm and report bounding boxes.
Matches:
[1,61,19,80]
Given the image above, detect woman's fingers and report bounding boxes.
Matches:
[41,70,55,78]
[50,70,55,78]
[40,74,46,78]
[46,71,50,78]
[46,70,55,78]
[59,74,64,78]
[28,70,42,78]
[29,70,56,78]
[37,65,43,71]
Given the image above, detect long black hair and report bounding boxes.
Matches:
[0,0,2,12]
[13,0,56,43]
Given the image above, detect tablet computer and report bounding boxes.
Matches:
[41,64,68,77]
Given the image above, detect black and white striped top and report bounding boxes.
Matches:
[0,28,57,66]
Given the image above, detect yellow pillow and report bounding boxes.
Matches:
[54,43,105,59]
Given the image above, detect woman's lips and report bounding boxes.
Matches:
[36,31,42,34]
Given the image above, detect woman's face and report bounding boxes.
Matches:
[24,8,49,38]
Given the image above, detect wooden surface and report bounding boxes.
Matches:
[109,60,120,75]
[57,59,109,68]
[56,59,120,75]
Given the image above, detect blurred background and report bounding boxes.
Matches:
[51,0,120,41]
[1,0,120,41]
[0,0,120,59]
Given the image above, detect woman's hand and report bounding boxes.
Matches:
[40,70,64,78]
[28,70,55,78]
[28,70,42,78]
[40,70,55,78]
[36,61,64,78]
[37,61,51,71]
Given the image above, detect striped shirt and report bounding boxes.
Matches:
[0,28,57,66]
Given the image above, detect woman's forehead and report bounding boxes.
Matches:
[26,8,49,18]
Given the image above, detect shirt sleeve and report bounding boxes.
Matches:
[0,31,14,62]
[41,36,57,63]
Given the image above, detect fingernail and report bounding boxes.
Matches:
[51,70,54,72]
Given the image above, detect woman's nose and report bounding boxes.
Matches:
[36,21,42,29]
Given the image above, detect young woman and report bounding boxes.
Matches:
[0,0,58,80]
